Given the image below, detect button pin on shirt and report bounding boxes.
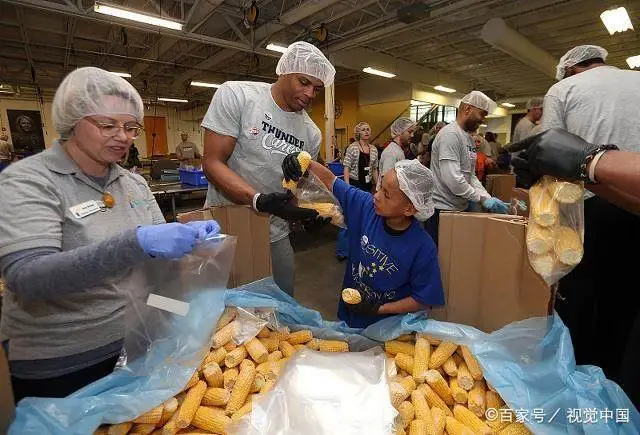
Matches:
[103,192,115,208]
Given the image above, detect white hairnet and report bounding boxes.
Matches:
[526,97,544,110]
[395,159,435,221]
[275,41,336,87]
[460,91,497,114]
[390,117,415,137]
[52,67,144,138]
[555,45,608,81]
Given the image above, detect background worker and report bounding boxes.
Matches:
[378,117,416,188]
[512,97,543,143]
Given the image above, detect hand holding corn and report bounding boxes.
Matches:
[282,151,312,190]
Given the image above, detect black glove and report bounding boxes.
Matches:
[510,128,617,187]
[282,151,303,184]
[255,191,319,221]
[302,216,333,233]
[345,290,381,317]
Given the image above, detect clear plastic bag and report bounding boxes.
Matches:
[232,307,285,345]
[526,175,585,285]
[228,347,397,435]
[118,234,237,375]
[292,171,346,228]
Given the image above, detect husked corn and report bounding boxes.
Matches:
[530,254,556,277]
[449,378,468,404]
[215,307,237,331]
[223,367,239,389]
[267,350,283,362]
[256,327,271,338]
[486,405,514,431]
[132,404,163,424]
[93,426,109,435]
[227,364,256,414]
[201,387,230,406]
[223,341,238,352]
[424,335,442,346]
[530,182,559,227]
[456,362,474,391]
[318,340,349,352]
[499,422,532,435]
[279,340,296,358]
[385,340,415,356]
[231,400,253,421]
[224,346,248,368]
[201,348,227,368]
[445,416,474,435]
[159,397,179,426]
[468,380,487,417]
[191,406,231,434]
[395,353,414,375]
[288,329,313,345]
[130,423,155,434]
[431,407,446,435]
[486,390,503,412]
[452,404,491,435]
[341,288,362,304]
[260,337,279,353]
[245,338,269,363]
[260,377,277,394]
[410,390,433,424]
[271,327,290,341]
[554,226,583,266]
[212,320,237,349]
[398,375,416,396]
[390,381,409,408]
[282,151,312,189]
[107,422,133,435]
[418,383,453,417]
[442,356,458,377]
[293,344,306,350]
[413,335,430,383]
[429,342,458,369]
[425,369,454,406]
[548,180,583,204]
[397,401,415,428]
[306,339,321,350]
[526,223,554,255]
[395,333,414,342]
[183,371,200,391]
[459,345,483,381]
[202,362,224,388]
[176,380,207,428]
[251,372,266,393]
[408,419,428,435]
[239,359,255,370]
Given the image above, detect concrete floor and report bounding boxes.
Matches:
[291,224,346,321]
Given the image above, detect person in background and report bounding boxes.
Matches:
[484,132,502,159]
[537,44,640,390]
[422,121,446,167]
[333,147,341,161]
[378,117,416,188]
[426,91,509,244]
[0,132,13,172]
[511,97,543,143]
[473,134,495,184]
[123,141,142,168]
[0,67,219,401]
[201,41,335,296]
[283,154,444,328]
[175,132,201,163]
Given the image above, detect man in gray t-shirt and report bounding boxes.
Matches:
[201,42,336,295]
[512,97,543,143]
[378,117,415,189]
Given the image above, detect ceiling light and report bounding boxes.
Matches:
[266,43,288,54]
[501,102,516,108]
[434,85,456,93]
[362,67,396,78]
[600,7,633,35]
[480,124,488,128]
[158,97,188,103]
[626,55,640,69]
[410,100,428,106]
[94,3,183,31]
[191,81,222,88]
[110,71,131,78]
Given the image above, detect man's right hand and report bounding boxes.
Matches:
[255,191,319,221]
[282,152,303,183]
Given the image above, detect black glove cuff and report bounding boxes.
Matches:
[580,145,619,182]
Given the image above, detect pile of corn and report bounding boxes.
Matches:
[527,176,584,281]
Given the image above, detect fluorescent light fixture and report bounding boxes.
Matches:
[362,67,396,78]
[158,97,188,103]
[626,55,640,69]
[410,99,428,106]
[190,81,221,88]
[501,102,516,108]
[266,43,288,54]
[94,3,183,31]
[600,7,633,34]
[109,71,131,78]
[434,85,456,93]
[480,124,488,128]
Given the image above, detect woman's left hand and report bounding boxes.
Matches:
[185,220,221,241]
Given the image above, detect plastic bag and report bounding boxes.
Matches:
[526,175,585,285]
[228,348,396,435]
[293,171,346,228]
[232,307,285,345]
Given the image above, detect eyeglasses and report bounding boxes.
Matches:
[84,117,144,139]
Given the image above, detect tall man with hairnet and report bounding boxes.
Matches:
[283,152,444,327]
[201,42,335,296]
[533,44,640,391]
[511,97,543,143]
[426,91,509,244]
[378,117,416,188]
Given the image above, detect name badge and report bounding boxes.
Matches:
[69,200,105,219]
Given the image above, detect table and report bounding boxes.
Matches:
[149,181,207,221]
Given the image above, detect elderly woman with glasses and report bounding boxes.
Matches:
[0,67,218,401]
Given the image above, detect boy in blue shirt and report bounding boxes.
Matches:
[283,154,444,328]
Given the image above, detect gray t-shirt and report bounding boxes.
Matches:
[176,141,200,159]
[431,122,490,211]
[201,81,321,243]
[0,142,165,362]
[512,117,536,143]
[378,141,405,184]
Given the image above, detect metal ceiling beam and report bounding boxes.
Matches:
[63,17,77,71]
[222,14,250,45]
[15,7,36,74]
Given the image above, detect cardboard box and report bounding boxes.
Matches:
[431,212,551,332]
[0,347,15,433]
[485,174,516,202]
[512,187,530,217]
[178,206,271,288]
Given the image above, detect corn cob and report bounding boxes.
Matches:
[191,406,231,434]
[385,340,415,356]
[410,390,434,426]
[423,335,441,346]
[390,381,409,408]
[408,419,428,435]
[223,367,239,389]
[398,401,415,428]
[425,369,454,406]
[412,334,430,383]
[548,180,583,204]
[468,380,487,417]
[93,426,109,435]
[554,226,583,266]
[293,344,306,351]
[318,340,349,352]
[395,352,415,375]
[132,404,163,424]
[398,375,417,396]
[288,329,313,345]
[499,422,532,435]
[223,341,237,352]
[452,405,491,434]
[267,350,283,362]
[231,400,253,421]
[278,340,296,358]
[215,307,237,331]
[456,361,474,391]
[201,348,227,369]
[486,405,514,431]
[226,363,256,415]
[241,360,255,371]
[259,337,279,353]
[431,407,446,435]
[449,378,468,404]
[457,345,482,381]
[429,342,457,369]
[176,380,207,428]
[526,223,554,255]
[445,416,474,435]
[306,339,321,350]
[107,423,133,435]
[158,397,179,426]
[452,353,464,366]
[212,320,237,349]
[130,423,155,435]
[183,371,200,391]
[271,327,290,341]
[245,338,269,364]
[530,182,559,227]
[224,346,248,368]
[530,253,556,278]
[395,333,414,342]
[161,412,180,435]
[341,288,362,304]
[418,383,453,417]
[202,362,224,388]
[256,327,271,338]
[251,372,266,393]
[282,151,312,189]
[442,356,458,377]
[486,390,503,412]
[201,387,230,407]
[260,377,277,394]
[256,361,280,379]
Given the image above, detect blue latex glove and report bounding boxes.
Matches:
[482,197,510,214]
[185,220,221,241]
[136,223,199,259]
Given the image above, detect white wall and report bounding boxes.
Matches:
[485,116,513,144]
[358,77,412,105]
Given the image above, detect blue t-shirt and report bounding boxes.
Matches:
[333,178,444,328]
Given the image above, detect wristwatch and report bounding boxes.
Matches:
[581,145,618,183]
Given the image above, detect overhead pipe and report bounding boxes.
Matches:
[481,17,557,79]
